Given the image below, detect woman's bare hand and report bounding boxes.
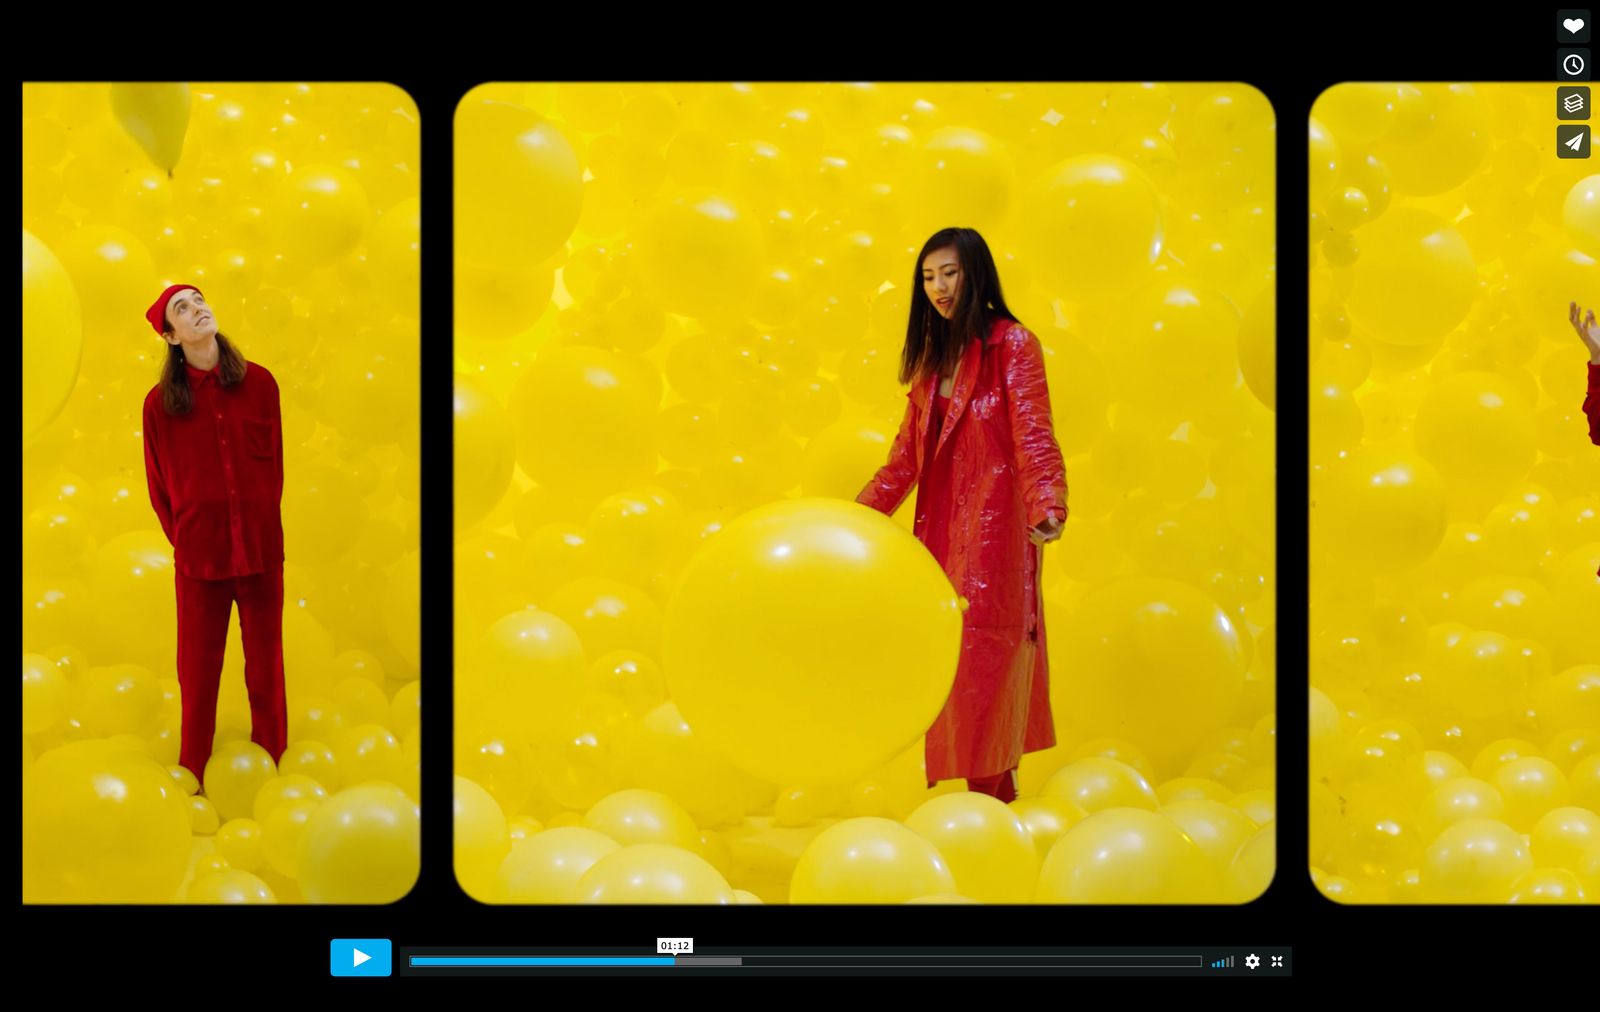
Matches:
[1570,301,1600,363]
[1028,514,1065,546]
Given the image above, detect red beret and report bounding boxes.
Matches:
[146,284,202,335]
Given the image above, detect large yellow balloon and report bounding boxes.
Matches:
[21,230,82,441]
[509,345,659,499]
[639,191,765,321]
[1035,808,1224,903]
[455,775,510,901]
[582,788,701,851]
[23,741,191,902]
[1314,448,1447,573]
[791,817,957,904]
[299,783,420,903]
[904,792,1037,903]
[574,843,736,904]
[1421,818,1532,902]
[457,97,583,268]
[453,374,516,531]
[1053,579,1246,779]
[1020,155,1164,303]
[497,827,622,903]
[664,499,962,786]
[1347,208,1475,346]
[110,83,192,172]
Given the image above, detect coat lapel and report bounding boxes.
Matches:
[932,333,986,463]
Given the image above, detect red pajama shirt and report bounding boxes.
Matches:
[1586,363,1599,447]
[143,361,287,782]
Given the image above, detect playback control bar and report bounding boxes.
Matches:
[365,946,1294,977]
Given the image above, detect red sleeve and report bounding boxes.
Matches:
[856,391,921,516]
[1585,363,1599,447]
[142,394,175,545]
[1004,329,1069,530]
[270,372,285,502]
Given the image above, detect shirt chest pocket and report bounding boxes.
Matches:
[243,418,277,459]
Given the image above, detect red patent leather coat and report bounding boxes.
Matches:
[856,316,1069,782]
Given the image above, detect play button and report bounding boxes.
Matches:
[331,939,391,977]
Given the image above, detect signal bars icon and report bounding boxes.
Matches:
[1210,956,1235,968]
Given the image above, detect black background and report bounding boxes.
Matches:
[19,7,1597,988]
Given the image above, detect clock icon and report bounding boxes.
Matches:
[1561,48,1592,79]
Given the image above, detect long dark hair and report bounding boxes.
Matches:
[160,333,248,415]
[899,227,1025,386]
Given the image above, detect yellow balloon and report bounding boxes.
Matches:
[496,827,621,903]
[1020,154,1163,303]
[21,230,82,441]
[261,797,320,879]
[471,609,586,743]
[1315,448,1447,573]
[791,817,957,904]
[1226,821,1276,902]
[1041,758,1160,813]
[23,740,190,902]
[457,97,583,268]
[455,775,510,901]
[1418,778,1506,842]
[639,191,765,320]
[299,783,420,903]
[509,345,659,499]
[110,83,192,172]
[253,774,329,825]
[215,818,265,874]
[1508,868,1586,904]
[1053,579,1246,779]
[1161,799,1260,871]
[186,869,276,904]
[22,652,69,735]
[188,795,220,835]
[1530,807,1600,872]
[619,701,763,827]
[1489,758,1571,833]
[369,196,420,314]
[271,164,370,269]
[1009,796,1088,863]
[664,499,962,786]
[904,792,1038,903]
[573,843,736,904]
[203,741,278,823]
[1347,208,1475,346]
[453,374,516,531]
[583,788,701,851]
[1421,818,1532,902]
[1035,808,1224,903]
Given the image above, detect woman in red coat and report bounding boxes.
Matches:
[856,227,1068,804]
[1572,301,1600,446]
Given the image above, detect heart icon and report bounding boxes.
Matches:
[1566,17,1586,33]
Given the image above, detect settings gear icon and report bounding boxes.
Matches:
[1245,953,1261,969]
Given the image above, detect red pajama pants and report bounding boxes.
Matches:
[175,566,288,783]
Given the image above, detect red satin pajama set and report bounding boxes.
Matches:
[141,287,288,785]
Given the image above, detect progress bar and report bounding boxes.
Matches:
[402,948,1292,976]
